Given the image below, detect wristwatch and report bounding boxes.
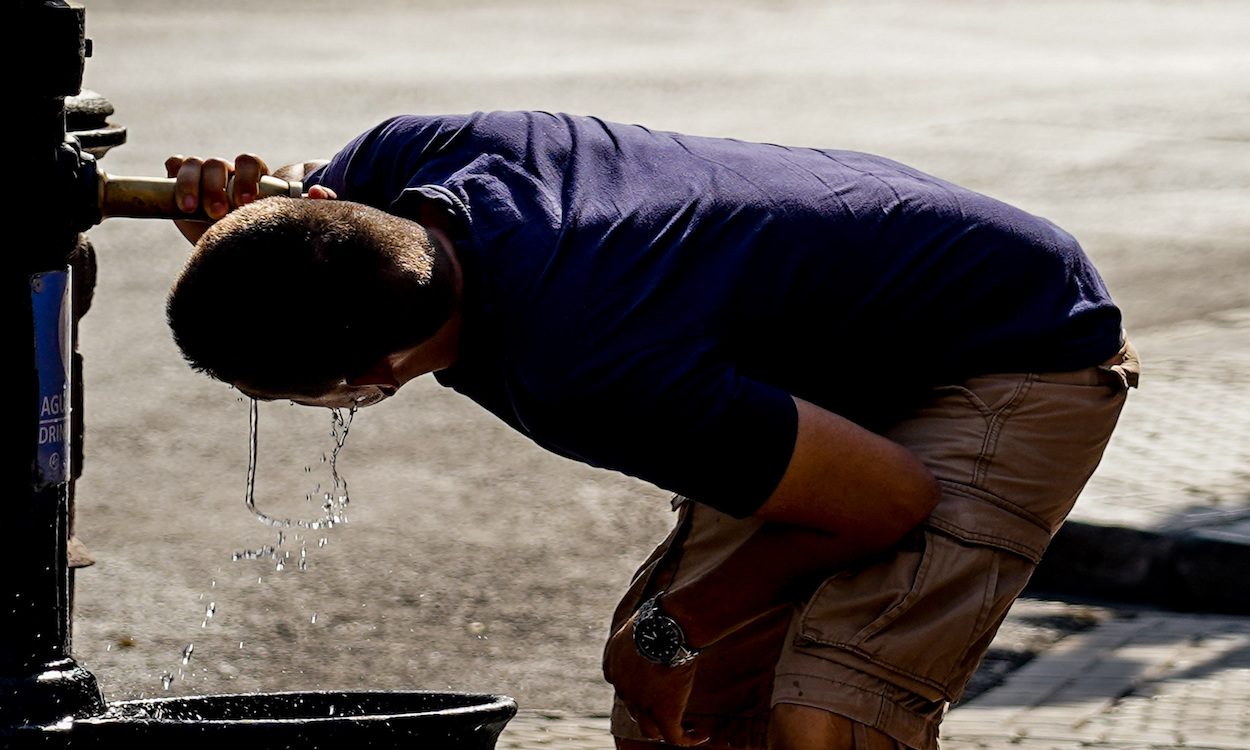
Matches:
[632,592,700,667]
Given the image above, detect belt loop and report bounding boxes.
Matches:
[1098,337,1141,390]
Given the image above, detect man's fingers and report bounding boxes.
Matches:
[172,156,204,214]
[165,155,186,179]
[624,692,705,746]
[232,153,270,205]
[644,706,697,747]
[634,711,663,742]
[200,158,233,220]
[170,156,232,218]
[685,728,712,746]
[307,185,338,200]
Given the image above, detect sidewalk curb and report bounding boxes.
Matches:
[1026,521,1250,614]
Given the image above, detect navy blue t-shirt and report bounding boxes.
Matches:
[306,111,1123,517]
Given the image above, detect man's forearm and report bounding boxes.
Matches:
[659,516,916,650]
[272,159,329,183]
[654,396,938,649]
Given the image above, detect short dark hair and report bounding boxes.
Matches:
[167,197,457,396]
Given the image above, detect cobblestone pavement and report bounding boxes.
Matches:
[942,613,1250,750]
[499,712,614,750]
[495,310,1250,749]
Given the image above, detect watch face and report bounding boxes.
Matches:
[634,612,682,665]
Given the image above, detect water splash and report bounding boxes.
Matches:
[235,401,355,567]
[245,399,354,530]
[160,401,358,692]
[160,643,195,690]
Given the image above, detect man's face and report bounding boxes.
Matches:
[235,381,396,410]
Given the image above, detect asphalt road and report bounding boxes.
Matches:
[69,0,1250,715]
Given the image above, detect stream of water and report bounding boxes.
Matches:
[162,401,357,691]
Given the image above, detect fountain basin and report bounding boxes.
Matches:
[64,690,516,749]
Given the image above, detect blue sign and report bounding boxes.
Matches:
[32,269,72,487]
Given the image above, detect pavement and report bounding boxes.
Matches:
[495,308,1250,748]
[51,2,1248,745]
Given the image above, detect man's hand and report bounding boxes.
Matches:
[163,154,336,244]
[604,613,709,747]
[166,153,267,217]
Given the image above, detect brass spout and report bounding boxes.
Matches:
[97,171,303,223]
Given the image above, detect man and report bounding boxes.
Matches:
[165,111,1137,750]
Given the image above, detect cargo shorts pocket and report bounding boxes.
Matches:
[793,524,1035,703]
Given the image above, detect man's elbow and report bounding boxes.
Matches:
[898,468,941,530]
[868,467,941,548]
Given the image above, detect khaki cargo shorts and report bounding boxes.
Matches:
[608,342,1139,749]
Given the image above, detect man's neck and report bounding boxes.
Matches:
[391,204,464,385]
[390,307,461,385]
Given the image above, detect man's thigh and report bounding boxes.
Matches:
[775,354,1135,747]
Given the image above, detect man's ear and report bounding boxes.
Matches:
[347,357,402,388]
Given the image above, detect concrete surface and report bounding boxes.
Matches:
[46,0,1250,747]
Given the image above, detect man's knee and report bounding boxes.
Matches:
[768,704,903,750]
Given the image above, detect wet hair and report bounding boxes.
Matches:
[167,197,457,396]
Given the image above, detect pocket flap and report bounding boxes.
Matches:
[926,481,1052,564]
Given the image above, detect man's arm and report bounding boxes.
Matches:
[760,396,940,540]
[604,396,940,746]
[271,159,331,183]
[671,396,939,643]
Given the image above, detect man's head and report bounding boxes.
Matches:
[166,197,458,401]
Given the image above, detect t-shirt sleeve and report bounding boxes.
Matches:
[301,114,480,210]
[507,342,800,519]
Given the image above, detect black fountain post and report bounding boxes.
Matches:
[2,5,516,747]
[1,0,108,740]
